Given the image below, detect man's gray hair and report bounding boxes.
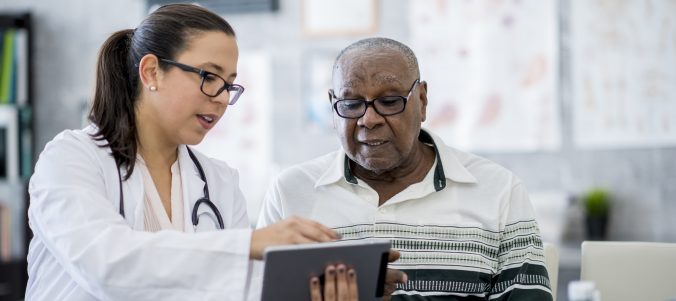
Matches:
[333,37,420,78]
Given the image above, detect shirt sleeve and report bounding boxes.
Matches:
[225,165,252,229]
[255,179,285,228]
[28,133,253,301]
[246,176,288,300]
[488,181,554,301]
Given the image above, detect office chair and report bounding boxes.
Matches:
[543,242,559,301]
[581,241,676,301]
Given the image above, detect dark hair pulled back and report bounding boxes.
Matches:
[89,4,235,179]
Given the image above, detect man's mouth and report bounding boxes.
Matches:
[361,140,388,146]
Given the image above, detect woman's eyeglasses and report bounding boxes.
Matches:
[159,58,245,105]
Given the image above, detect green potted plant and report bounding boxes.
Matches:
[582,187,611,240]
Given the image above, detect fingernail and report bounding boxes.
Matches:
[337,265,345,274]
[311,277,319,286]
[348,270,355,278]
[328,267,335,276]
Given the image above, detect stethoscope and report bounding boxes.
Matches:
[116,146,225,230]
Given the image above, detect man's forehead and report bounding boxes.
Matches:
[334,52,410,88]
[338,48,405,68]
[338,74,403,89]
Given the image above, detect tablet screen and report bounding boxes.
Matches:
[261,239,391,301]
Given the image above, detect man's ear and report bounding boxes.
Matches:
[328,90,337,129]
[138,54,161,91]
[418,81,428,122]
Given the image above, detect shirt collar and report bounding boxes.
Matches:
[314,150,349,188]
[314,128,477,189]
[423,129,477,185]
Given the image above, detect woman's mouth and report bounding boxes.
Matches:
[197,114,217,129]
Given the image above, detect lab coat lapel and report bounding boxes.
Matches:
[178,146,206,233]
[96,136,144,230]
[87,125,146,230]
[126,165,145,230]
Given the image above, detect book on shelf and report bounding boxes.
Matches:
[0,106,18,181]
[0,200,12,262]
[19,106,32,179]
[0,27,28,105]
[0,183,25,261]
[0,200,10,262]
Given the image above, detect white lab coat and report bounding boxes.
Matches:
[26,125,256,301]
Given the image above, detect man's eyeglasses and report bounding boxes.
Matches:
[330,79,420,119]
[159,58,245,105]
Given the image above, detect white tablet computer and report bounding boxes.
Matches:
[261,239,391,301]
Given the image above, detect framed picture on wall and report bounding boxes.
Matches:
[301,0,378,37]
[0,107,18,181]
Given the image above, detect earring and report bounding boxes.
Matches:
[149,86,157,91]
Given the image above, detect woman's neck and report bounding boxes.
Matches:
[138,141,178,169]
[136,113,178,169]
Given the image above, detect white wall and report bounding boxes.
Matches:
[0,0,674,243]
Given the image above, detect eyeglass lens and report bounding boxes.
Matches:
[336,97,406,118]
[201,74,243,104]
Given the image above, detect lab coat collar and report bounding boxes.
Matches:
[178,145,207,233]
[126,146,208,232]
[82,126,210,231]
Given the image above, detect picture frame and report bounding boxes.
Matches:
[301,0,378,37]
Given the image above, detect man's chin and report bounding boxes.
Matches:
[355,158,397,176]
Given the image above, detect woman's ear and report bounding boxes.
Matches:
[138,54,161,92]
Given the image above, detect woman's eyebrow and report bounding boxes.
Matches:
[200,62,237,79]
[200,62,224,73]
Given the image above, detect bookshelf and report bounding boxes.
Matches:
[0,12,33,301]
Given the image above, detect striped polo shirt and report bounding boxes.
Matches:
[257,129,552,300]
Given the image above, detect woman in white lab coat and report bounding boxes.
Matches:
[25,4,357,301]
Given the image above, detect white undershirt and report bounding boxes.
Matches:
[137,155,185,232]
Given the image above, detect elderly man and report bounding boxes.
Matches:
[258,38,553,300]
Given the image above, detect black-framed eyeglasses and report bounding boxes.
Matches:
[330,79,420,119]
[159,58,245,105]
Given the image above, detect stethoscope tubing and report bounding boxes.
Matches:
[117,146,225,230]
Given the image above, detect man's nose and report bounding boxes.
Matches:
[357,104,385,129]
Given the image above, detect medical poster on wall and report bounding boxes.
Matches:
[194,51,273,224]
[410,0,560,152]
[571,0,676,148]
[301,0,378,37]
[303,51,337,133]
